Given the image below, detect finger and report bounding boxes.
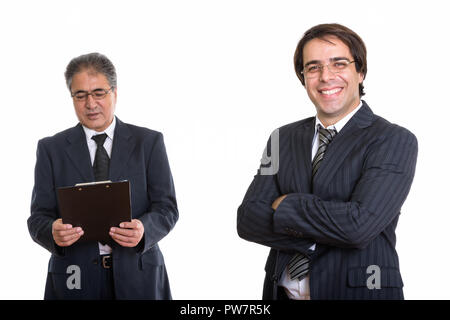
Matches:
[53,219,73,231]
[53,224,73,231]
[59,230,84,242]
[110,230,136,243]
[57,228,83,240]
[54,226,83,239]
[110,227,138,238]
[54,227,83,237]
[118,220,138,229]
[56,231,84,247]
[53,229,81,244]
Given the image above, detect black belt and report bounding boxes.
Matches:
[100,255,113,269]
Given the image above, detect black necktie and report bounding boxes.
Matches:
[92,134,110,181]
[288,126,337,281]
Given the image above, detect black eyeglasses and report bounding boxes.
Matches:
[71,87,114,101]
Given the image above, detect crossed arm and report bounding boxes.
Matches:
[237,128,418,251]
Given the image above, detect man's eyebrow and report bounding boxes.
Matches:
[304,57,351,67]
[304,60,321,68]
[72,88,105,94]
[330,57,351,62]
[72,89,87,94]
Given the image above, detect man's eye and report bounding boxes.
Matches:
[93,90,107,97]
[334,62,347,68]
[74,92,87,99]
[307,65,320,73]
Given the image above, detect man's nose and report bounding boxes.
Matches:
[85,93,96,109]
[319,65,336,82]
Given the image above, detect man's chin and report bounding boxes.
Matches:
[81,119,108,132]
[316,103,342,116]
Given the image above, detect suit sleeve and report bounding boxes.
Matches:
[273,128,418,249]
[237,134,315,254]
[138,132,178,253]
[28,139,64,256]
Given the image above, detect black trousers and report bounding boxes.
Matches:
[99,255,115,300]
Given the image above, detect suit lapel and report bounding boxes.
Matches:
[64,124,95,182]
[109,118,136,181]
[290,118,315,193]
[312,101,374,191]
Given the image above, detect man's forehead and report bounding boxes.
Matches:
[305,35,350,49]
[303,36,352,60]
[71,69,110,91]
[309,35,344,45]
[72,69,108,83]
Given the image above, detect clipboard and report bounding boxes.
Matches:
[57,180,132,243]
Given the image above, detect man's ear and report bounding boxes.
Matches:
[113,87,118,100]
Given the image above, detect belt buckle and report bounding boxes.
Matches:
[102,255,111,269]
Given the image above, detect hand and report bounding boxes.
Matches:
[52,218,84,247]
[271,195,287,210]
[109,219,145,247]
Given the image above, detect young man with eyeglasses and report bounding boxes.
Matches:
[28,52,178,299]
[237,24,418,300]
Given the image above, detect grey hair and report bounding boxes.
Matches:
[64,52,117,90]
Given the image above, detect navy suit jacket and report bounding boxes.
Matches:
[237,101,418,299]
[28,117,178,299]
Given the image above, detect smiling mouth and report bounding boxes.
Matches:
[319,87,343,96]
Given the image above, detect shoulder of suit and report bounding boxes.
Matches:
[370,113,417,142]
[37,124,81,146]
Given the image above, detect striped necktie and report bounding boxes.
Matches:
[312,127,338,178]
[288,126,337,281]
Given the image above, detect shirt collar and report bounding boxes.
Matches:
[315,101,362,133]
[82,116,116,140]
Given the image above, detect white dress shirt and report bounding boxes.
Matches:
[279,102,362,300]
[81,116,116,255]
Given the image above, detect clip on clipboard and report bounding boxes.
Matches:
[57,180,132,243]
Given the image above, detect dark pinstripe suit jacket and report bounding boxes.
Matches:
[237,101,418,299]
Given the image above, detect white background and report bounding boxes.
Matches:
[0,0,449,300]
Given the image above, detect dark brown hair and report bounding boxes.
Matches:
[294,23,367,96]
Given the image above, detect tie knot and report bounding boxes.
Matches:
[92,133,108,146]
[318,127,337,145]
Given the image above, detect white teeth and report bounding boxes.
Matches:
[321,88,342,95]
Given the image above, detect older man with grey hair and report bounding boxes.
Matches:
[28,52,178,299]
